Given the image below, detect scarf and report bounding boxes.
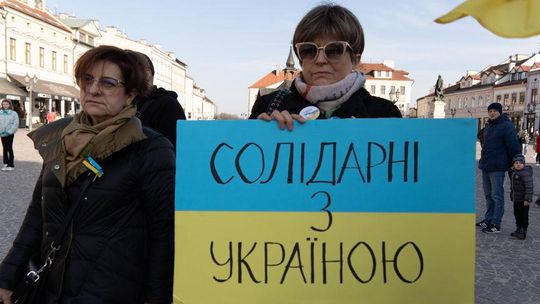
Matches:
[61,105,147,185]
[294,71,366,117]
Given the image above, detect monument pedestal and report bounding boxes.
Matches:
[433,99,446,119]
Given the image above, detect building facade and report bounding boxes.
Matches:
[0,0,216,128]
[416,53,540,135]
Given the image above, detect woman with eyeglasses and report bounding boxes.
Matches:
[250,4,401,129]
[0,45,174,303]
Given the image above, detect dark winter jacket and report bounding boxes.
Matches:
[478,114,521,172]
[510,165,533,202]
[249,81,402,119]
[137,86,186,148]
[0,117,175,303]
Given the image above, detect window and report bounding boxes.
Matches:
[88,36,94,46]
[532,89,538,105]
[375,71,380,77]
[381,85,386,95]
[496,95,501,103]
[39,47,44,68]
[400,86,405,95]
[79,32,87,42]
[370,85,376,94]
[9,38,16,60]
[390,85,395,94]
[503,94,509,105]
[511,93,517,104]
[52,51,57,71]
[25,43,31,64]
[519,92,525,104]
[385,71,390,77]
[63,54,68,73]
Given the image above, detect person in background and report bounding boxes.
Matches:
[249,3,401,129]
[46,107,57,124]
[127,50,186,148]
[508,154,533,240]
[0,45,174,304]
[535,129,540,165]
[0,99,19,171]
[518,128,529,155]
[476,102,521,233]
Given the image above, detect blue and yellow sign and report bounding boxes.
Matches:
[174,119,476,304]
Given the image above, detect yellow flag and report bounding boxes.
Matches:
[435,0,540,38]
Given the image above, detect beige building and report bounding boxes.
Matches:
[358,60,414,116]
[0,0,80,127]
[416,53,540,134]
[0,0,217,127]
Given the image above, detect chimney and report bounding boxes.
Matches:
[508,55,516,71]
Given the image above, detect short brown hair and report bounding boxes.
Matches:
[74,45,150,103]
[293,4,364,60]
[1,99,13,110]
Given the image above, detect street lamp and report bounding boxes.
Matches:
[450,108,456,118]
[24,73,38,131]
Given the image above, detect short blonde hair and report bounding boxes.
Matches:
[293,4,364,61]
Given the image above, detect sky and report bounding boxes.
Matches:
[46,0,540,116]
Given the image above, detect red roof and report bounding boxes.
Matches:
[249,69,298,88]
[358,63,413,81]
[1,0,71,33]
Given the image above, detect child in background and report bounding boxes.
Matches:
[509,154,533,240]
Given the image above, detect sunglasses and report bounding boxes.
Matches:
[81,74,125,91]
[295,41,353,62]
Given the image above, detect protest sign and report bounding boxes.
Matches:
[174,118,476,304]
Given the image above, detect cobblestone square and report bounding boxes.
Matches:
[1,129,539,303]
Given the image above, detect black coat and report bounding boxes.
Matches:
[0,118,175,303]
[249,82,402,119]
[137,86,186,148]
[478,114,521,172]
[510,166,533,202]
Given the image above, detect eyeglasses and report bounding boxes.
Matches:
[295,41,354,62]
[81,74,125,92]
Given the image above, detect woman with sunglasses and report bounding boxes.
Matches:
[250,4,401,129]
[0,45,174,303]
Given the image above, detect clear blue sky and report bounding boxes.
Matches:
[46,0,540,115]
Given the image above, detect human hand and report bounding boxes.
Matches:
[524,201,530,207]
[257,110,305,131]
[0,287,13,304]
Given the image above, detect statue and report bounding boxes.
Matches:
[434,75,444,100]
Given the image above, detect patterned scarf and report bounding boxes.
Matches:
[294,71,366,117]
[61,105,146,185]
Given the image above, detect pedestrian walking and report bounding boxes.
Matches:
[535,129,540,165]
[0,99,19,171]
[477,102,521,233]
[0,45,174,304]
[508,154,533,240]
[518,128,529,155]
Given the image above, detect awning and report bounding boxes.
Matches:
[8,74,80,101]
[0,77,28,100]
